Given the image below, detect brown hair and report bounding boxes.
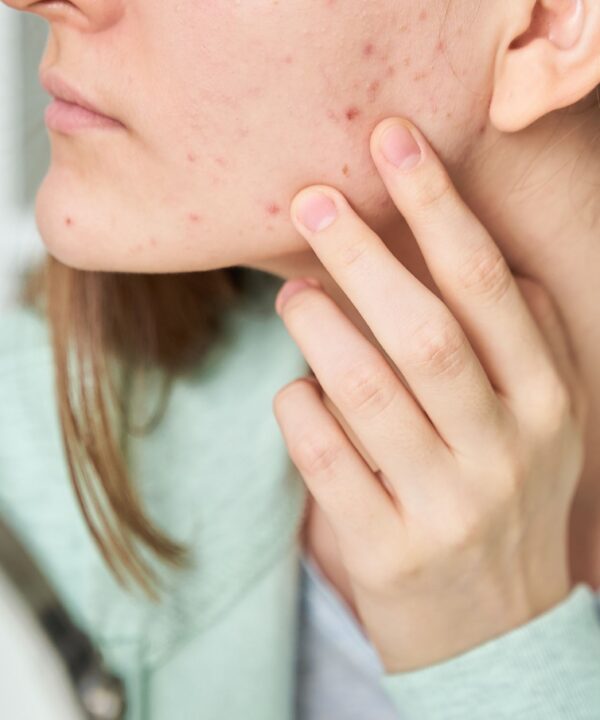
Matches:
[21,257,250,600]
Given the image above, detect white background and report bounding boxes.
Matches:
[0,9,50,311]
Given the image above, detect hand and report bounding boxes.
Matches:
[272,117,588,673]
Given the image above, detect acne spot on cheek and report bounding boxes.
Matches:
[363,42,375,57]
[342,164,350,177]
[64,216,73,227]
[283,54,293,64]
[148,237,158,248]
[345,106,361,121]
[436,40,446,54]
[188,212,203,223]
[419,10,428,22]
[266,203,281,216]
[187,152,197,163]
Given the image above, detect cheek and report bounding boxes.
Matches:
[116,1,490,260]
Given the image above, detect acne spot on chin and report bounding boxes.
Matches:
[266,203,281,216]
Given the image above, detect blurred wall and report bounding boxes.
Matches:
[0,9,50,311]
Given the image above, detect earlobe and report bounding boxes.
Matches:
[490,0,600,133]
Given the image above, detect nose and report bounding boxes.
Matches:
[1,0,124,32]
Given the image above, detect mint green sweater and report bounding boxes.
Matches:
[1,272,600,719]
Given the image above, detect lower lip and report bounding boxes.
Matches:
[44,98,124,133]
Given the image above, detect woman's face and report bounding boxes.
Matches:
[11,0,494,272]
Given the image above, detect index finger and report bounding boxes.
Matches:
[369,117,558,407]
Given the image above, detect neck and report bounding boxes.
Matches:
[252,101,600,515]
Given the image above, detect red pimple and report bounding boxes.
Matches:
[187,152,197,163]
[345,106,361,121]
[363,42,375,57]
[266,203,281,216]
[189,212,202,223]
[436,40,446,53]
[64,216,73,227]
[419,10,428,21]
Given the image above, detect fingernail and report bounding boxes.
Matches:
[379,122,422,171]
[294,192,338,233]
[275,278,321,315]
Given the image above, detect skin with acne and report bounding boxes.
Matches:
[32,0,491,273]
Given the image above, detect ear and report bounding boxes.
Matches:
[490,0,600,132]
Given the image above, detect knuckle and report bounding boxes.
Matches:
[336,361,396,417]
[337,236,370,272]
[413,168,454,212]
[457,244,512,303]
[289,432,345,478]
[445,506,494,553]
[407,316,467,380]
[535,378,572,434]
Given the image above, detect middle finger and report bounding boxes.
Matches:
[288,189,504,457]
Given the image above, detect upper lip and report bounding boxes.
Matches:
[39,69,116,120]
